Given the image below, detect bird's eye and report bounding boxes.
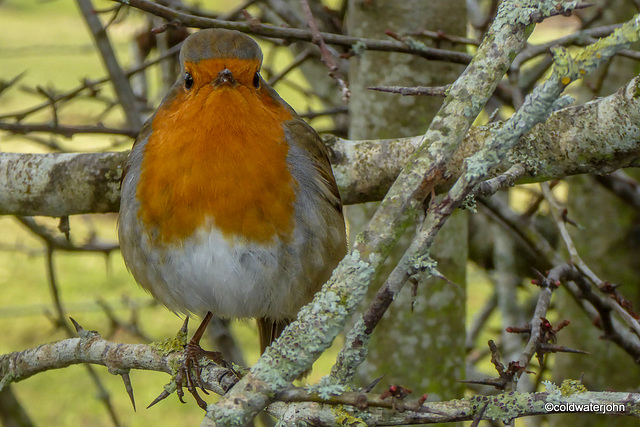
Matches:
[253,72,260,89]
[184,72,194,90]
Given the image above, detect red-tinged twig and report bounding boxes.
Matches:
[541,183,640,338]
[298,0,349,101]
[515,264,571,369]
[479,196,640,362]
[467,264,582,391]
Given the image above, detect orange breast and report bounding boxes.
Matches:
[136,72,295,244]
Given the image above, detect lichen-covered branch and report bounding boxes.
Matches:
[0,332,234,396]
[4,72,640,217]
[270,384,640,425]
[2,335,638,425]
[0,151,127,216]
[330,5,640,404]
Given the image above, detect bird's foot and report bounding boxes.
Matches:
[175,338,227,410]
[148,313,234,410]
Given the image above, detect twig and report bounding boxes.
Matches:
[0,385,34,427]
[15,217,119,254]
[466,291,498,350]
[0,44,180,122]
[594,171,640,209]
[515,265,570,370]
[42,242,123,426]
[36,86,59,128]
[95,298,153,343]
[299,105,348,120]
[542,183,640,338]
[299,0,349,101]
[404,29,481,46]
[0,122,138,139]
[76,0,142,129]
[368,85,448,97]
[0,72,27,97]
[110,0,472,64]
[268,48,314,86]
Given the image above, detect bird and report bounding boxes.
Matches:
[118,28,347,408]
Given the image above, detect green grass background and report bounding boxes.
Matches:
[0,1,572,426]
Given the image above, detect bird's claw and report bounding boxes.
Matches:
[147,313,235,410]
[175,340,227,410]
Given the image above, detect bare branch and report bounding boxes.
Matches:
[368,85,448,97]
[110,0,472,64]
[76,0,142,129]
[298,0,349,101]
[0,122,138,139]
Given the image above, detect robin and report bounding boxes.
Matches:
[118,28,347,408]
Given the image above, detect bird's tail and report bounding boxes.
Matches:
[257,317,291,354]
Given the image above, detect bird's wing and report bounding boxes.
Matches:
[284,118,343,216]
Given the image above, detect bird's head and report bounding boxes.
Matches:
[178,28,264,94]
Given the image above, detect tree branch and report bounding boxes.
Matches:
[110,0,471,64]
[2,334,639,425]
[4,70,640,216]
[76,0,142,129]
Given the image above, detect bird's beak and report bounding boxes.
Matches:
[213,68,237,87]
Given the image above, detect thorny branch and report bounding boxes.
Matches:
[542,183,640,338]
[478,193,640,363]
[1,330,639,425]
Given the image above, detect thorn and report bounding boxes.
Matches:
[69,317,83,333]
[121,372,136,411]
[147,389,171,409]
[69,317,99,339]
[418,393,428,406]
[362,375,384,393]
[57,216,70,241]
[538,343,590,355]
[180,316,189,335]
[470,402,489,427]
